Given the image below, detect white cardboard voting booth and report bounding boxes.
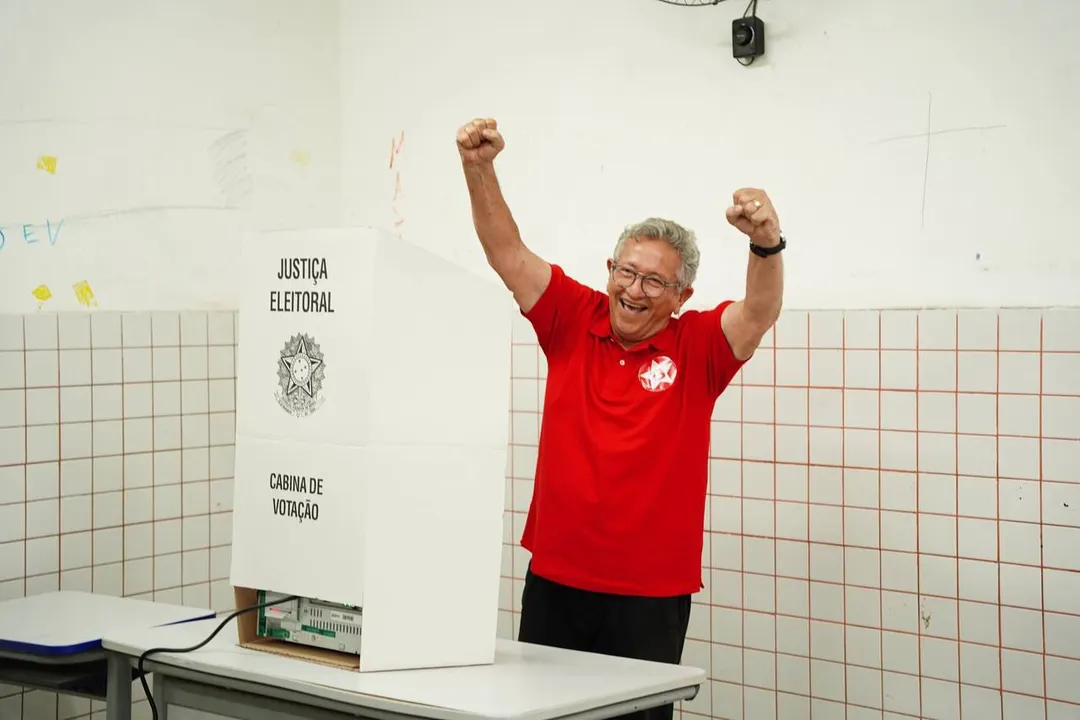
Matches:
[229,226,511,672]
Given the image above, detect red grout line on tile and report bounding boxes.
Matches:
[913,312,924,718]
[21,317,28,600]
[54,320,61,591]
[10,310,1080,713]
[696,487,1080,541]
[737,340,746,718]
[839,313,849,711]
[695,640,1080,712]
[716,345,1072,355]
[672,548,1080,622]
[118,316,127,601]
[147,317,154,601]
[174,324,181,599]
[21,454,1080,526]
[89,317,96,596]
[508,368,516,627]
[695,418,1072,445]
[995,312,1005,719]
[702,381,715,718]
[193,322,213,596]
[478,410,1080,445]
[1039,314,1049,717]
[771,328,779,720]
[876,311,886,715]
[801,313,812,720]
[952,312,963,720]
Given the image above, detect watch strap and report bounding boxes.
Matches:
[750,231,786,258]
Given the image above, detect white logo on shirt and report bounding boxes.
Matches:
[638,356,678,392]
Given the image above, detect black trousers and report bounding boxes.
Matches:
[517,565,692,720]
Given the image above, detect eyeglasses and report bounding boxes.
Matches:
[610,263,679,298]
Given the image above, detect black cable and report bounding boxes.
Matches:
[137,594,299,720]
[654,0,761,66]
[736,0,759,66]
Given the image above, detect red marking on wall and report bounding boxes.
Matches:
[389,131,404,169]
[390,131,405,233]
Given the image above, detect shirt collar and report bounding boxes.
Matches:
[590,313,677,353]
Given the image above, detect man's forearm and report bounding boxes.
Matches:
[462,163,524,271]
[742,250,784,329]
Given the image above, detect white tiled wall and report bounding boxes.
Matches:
[501,307,1080,720]
[0,311,238,719]
[3,307,1079,720]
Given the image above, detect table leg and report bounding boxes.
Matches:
[104,652,132,720]
[154,671,169,720]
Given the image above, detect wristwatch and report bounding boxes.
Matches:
[750,231,786,258]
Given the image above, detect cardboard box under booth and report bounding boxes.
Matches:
[229,226,511,672]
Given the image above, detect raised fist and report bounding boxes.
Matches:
[456,118,505,166]
[725,188,782,248]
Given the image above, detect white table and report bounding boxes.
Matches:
[103,616,706,720]
[0,591,214,720]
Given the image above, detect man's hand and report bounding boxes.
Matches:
[457,118,505,166]
[725,188,781,248]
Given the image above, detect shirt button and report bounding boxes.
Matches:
[619,359,625,366]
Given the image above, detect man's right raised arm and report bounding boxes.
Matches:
[457,118,550,314]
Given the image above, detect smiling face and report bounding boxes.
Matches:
[606,236,694,347]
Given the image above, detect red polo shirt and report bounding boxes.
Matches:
[520,264,746,597]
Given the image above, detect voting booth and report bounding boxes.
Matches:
[229,226,511,672]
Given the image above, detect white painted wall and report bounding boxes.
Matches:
[340,0,1080,310]
[6,0,1075,313]
[0,3,339,717]
[3,1,1079,719]
[0,0,342,313]
[339,2,1080,719]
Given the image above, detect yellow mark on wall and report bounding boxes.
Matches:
[36,156,58,174]
[31,285,53,309]
[72,280,98,308]
[290,150,310,167]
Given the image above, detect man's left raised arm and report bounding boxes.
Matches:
[720,187,785,361]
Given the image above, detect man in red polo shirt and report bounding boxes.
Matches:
[457,118,785,720]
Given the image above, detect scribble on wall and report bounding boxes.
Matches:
[72,280,98,308]
[389,131,405,234]
[0,220,65,251]
[389,131,404,169]
[36,155,58,174]
[208,130,253,207]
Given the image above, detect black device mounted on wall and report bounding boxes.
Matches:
[732,14,764,61]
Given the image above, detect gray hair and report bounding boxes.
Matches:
[612,217,700,289]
